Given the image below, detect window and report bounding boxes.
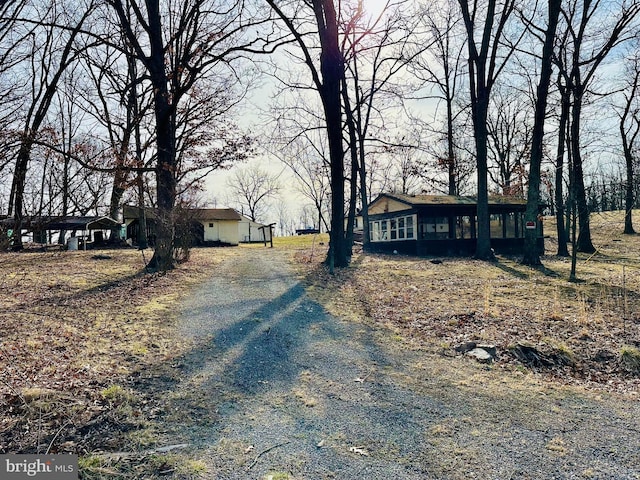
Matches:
[398,217,405,239]
[370,221,380,241]
[209,223,214,228]
[381,220,388,240]
[369,215,416,242]
[406,216,414,239]
[420,217,449,239]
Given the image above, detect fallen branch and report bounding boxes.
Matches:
[46,421,72,454]
[354,370,373,383]
[85,444,191,460]
[246,441,291,471]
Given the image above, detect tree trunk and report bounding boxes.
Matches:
[147,96,177,270]
[522,0,561,265]
[9,141,31,250]
[57,153,70,245]
[622,130,635,234]
[358,140,370,251]
[313,0,347,269]
[570,88,596,253]
[473,93,493,260]
[342,73,361,257]
[620,77,639,234]
[555,82,570,256]
[446,90,457,196]
[145,0,177,271]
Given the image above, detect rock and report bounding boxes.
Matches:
[466,347,494,363]
[477,344,497,358]
[455,341,477,354]
[456,342,497,363]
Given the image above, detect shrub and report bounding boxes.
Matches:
[620,345,640,374]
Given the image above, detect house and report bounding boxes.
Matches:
[123,205,272,246]
[194,208,244,245]
[366,193,545,256]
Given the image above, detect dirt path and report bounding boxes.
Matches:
[151,248,640,479]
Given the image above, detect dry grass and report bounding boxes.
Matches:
[0,246,231,475]
[293,213,640,395]
[2,216,640,475]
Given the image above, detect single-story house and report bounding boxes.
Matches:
[194,208,245,245]
[123,205,272,246]
[366,193,544,256]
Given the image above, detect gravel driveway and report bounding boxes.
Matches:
[159,247,640,479]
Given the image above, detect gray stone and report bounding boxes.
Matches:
[466,347,494,363]
[454,341,477,354]
[477,344,497,357]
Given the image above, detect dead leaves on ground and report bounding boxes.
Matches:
[295,244,640,395]
[0,247,221,454]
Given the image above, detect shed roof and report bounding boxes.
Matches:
[193,208,242,221]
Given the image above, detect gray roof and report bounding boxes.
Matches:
[375,192,528,207]
[123,205,242,222]
[0,216,120,230]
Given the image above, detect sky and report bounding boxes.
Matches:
[201,0,433,230]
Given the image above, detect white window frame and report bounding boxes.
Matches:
[369,214,416,242]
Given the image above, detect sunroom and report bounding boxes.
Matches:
[366,193,544,256]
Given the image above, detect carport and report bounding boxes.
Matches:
[2,216,121,249]
[43,217,121,249]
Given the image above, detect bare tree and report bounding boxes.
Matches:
[552,70,571,256]
[617,43,640,234]
[457,0,524,260]
[227,163,281,222]
[0,0,31,189]
[521,0,562,266]
[270,132,332,233]
[411,0,467,195]
[105,0,274,270]
[8,1,93,249]
[486,85,532,196]
[340,0,425,252]
[76,33,154,242]
[266,0,348,268]
[555,0,640,254]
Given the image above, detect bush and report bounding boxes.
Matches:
[620,345,640,374]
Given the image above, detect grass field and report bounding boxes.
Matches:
[293,212,640,394]
[1,212,639,477]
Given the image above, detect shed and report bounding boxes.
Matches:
[193,208,243,245]
[366,193,545,256]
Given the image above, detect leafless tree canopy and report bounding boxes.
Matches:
[0,0,639,270]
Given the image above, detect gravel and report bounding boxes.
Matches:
[157,247,640,479]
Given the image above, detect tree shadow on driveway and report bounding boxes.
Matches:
[132,249,640,480]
